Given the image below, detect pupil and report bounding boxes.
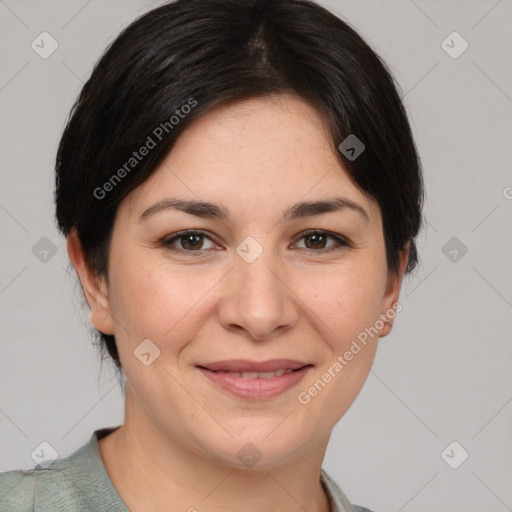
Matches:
[183,234,202,250]
[306,234,325,249]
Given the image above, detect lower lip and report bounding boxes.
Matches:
[197,366,312,399]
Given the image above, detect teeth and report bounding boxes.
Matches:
[254,371,276,379]
[216,369,295,379]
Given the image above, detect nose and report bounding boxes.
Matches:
[217,251,299,341]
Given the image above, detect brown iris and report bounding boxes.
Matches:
[304,233,328,249]
[180,233,204,250]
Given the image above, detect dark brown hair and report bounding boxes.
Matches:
[55,0,424,371]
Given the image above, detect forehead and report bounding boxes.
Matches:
[178,95,336,168]
[124,94,379,223]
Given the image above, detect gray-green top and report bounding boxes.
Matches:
[0,427,373,512]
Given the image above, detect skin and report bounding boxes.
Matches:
[68,94,409,512]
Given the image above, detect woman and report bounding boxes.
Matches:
[0,0,423,510]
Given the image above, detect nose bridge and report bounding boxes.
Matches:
[238,250,281,303]
[217,243,298,340]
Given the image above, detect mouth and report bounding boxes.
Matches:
[196,359,313,399]
[200,368,299,379]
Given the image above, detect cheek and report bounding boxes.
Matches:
[110,268,171,339]
[293,265,386,424]
[107,254,221,349]
[297,262,387,349]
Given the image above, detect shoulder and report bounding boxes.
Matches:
[320,469,376,512]
[0,463,84,512]
[0,469,36,511]
[0,427,124,512]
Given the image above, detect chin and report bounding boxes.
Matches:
[192,421,313,470]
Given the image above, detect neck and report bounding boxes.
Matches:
[98,393,332,512]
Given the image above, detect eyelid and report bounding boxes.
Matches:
[291,229,352,252]
[162,230,221,253]
[161,229,351,255]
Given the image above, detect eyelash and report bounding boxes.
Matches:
[294,229,351,253]
[161,229,351,256]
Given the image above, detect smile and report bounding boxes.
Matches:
[196,361,313,399]
[209,368,295,378]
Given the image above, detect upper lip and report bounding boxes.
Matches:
[197,359,311,372]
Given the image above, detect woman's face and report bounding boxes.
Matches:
[83,94,405,467]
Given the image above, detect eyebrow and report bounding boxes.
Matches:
[138,198,230,222]
[282,197,369,223]
[138,196,369,223]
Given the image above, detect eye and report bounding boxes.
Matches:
[162,230,220,253]
[293,230,350,253]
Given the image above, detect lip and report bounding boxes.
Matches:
[197,359,309,372]
[196,360,313,400]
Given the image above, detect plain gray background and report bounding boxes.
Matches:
[1,1,511,511]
